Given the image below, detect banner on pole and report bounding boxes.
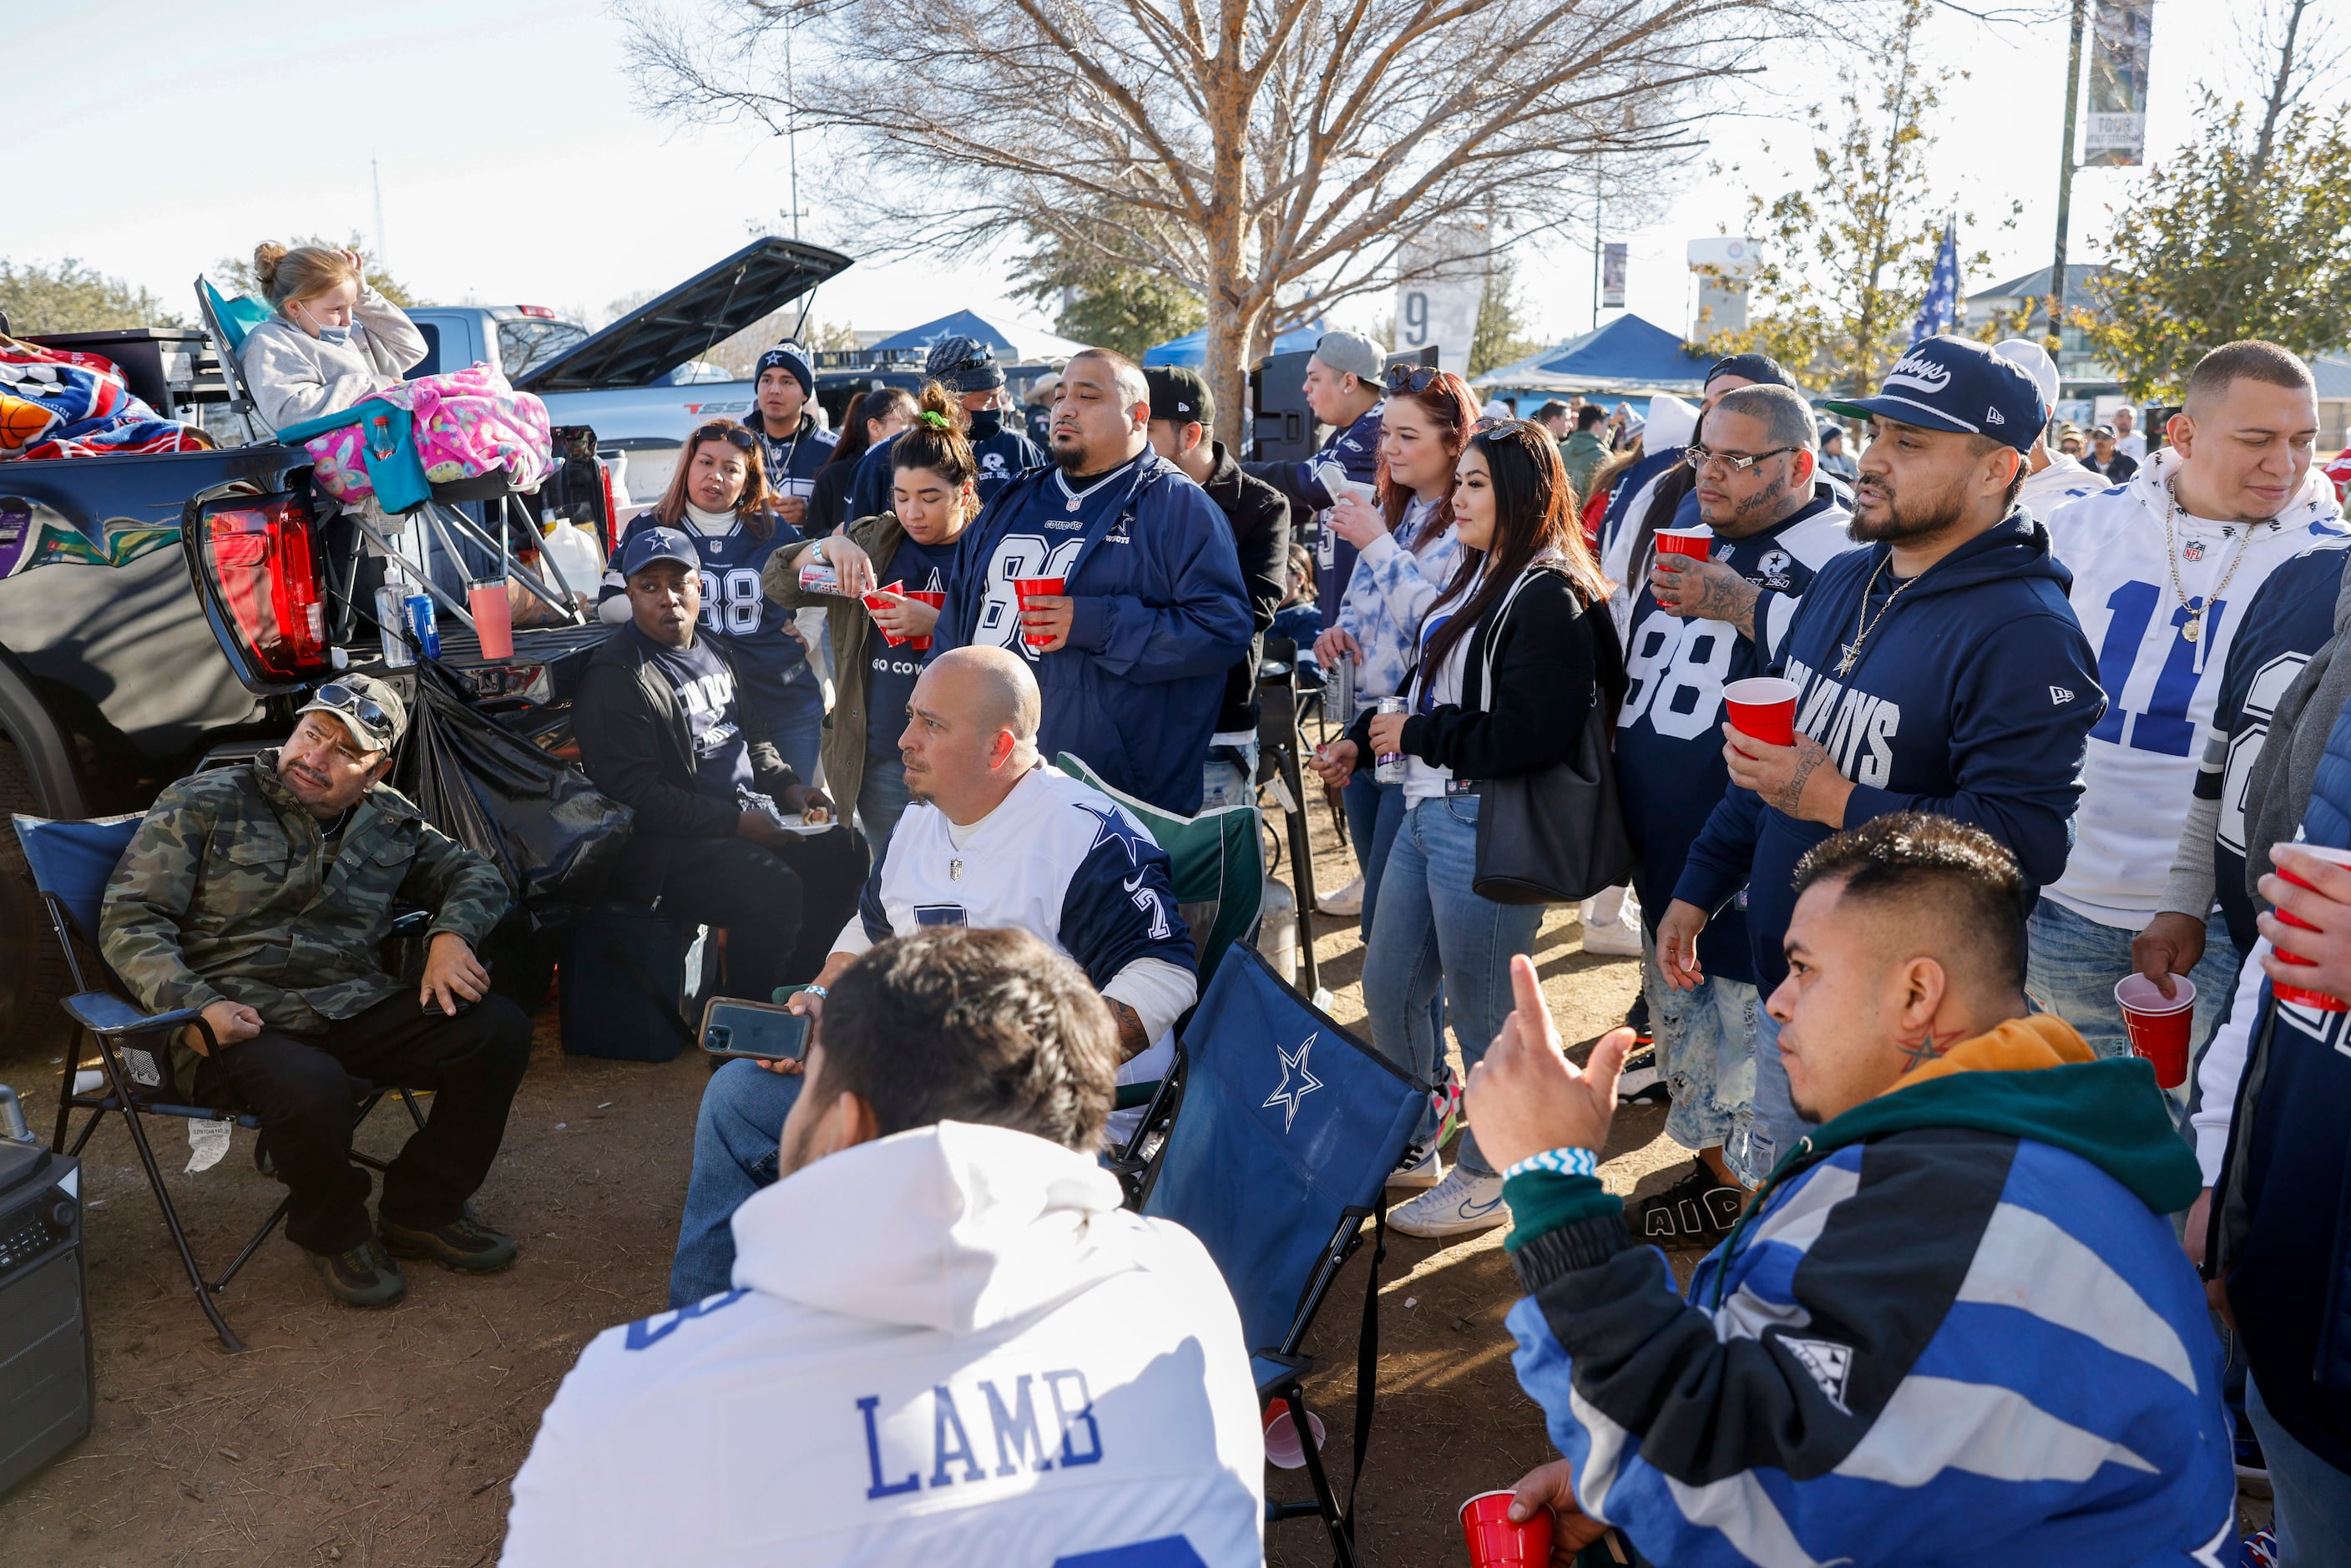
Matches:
[1601,245,1627,309]
[1393,229,1485,376]
[2083,0,2153,168]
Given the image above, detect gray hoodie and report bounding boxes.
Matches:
[238,283,427,432]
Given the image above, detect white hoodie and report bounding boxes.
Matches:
[2042,448,2348,926]
[501,1123,1264,1567]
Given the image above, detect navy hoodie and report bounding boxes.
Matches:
[1674,510,2105,990]
[1245,403,1383,623]
[933,449,1252,815]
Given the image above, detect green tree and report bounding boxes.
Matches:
[1469,258,1549,377]
[0,258,182,334]
[1012,225,1205,362]
[1699,0,2003,397]
[2086,1,2351,399]
[211,233,417,306]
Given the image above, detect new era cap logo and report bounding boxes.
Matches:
[2050,685,2075,705]
[1984,405,2005,425]
[1779,1336,1853,1413]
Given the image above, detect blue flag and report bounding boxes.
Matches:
[1910,217,1961,345]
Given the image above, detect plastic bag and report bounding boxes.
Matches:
[392,661,633,927]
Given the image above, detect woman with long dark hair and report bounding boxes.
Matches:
[1320,421,1622,1238]
[808,386,917,536]
[597,421,824,781]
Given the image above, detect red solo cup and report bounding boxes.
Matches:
[468,579,513,661]
[1261,1402,1327,1470]
[1014,575,1066,647]
[2267,844,2351,1012]
[2115,974,2197,1087]
[1460,1490,1553,1568]
[864,580,909,646]
[1653,528,1714,561]
[905,589,946,652]
[1723,676,1799,749]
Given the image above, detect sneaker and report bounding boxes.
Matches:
[1389,1166,1509,1238]
[2234,1417,2273,1499]
[1615,1041,1669,1105]
[1389,1146,1444,1190]
[381,1211,520,1274]
[1631,1158,1744,1250]
[308,1237,407,1308]
[1318,873,1365,917]
[2241,1526,2277,1567]
[1580,908,1644,958]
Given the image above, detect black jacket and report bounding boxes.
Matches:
[571,625,798,846]
[1349,563,1623,782]
[1199,442,1292,736]
[807,455,861,537]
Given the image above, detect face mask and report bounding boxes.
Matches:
[316,324,352,347]
[967,407,1004,442]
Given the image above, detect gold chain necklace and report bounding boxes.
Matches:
[1834,554,1920,677]
[2163,479,2256,645]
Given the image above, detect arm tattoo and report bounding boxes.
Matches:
[1676,564,1761,639]
[1774,746,1825,818]
[1895,1026,1968,1071]
[1108,999,1150,1063]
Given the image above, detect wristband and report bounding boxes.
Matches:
[801,985,828,1000]
[1501,1147,1597,1181]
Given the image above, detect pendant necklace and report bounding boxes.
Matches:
[1833,554,1920,677]
[2162,479,2254,645]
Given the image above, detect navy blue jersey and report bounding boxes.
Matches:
[1615,494,1855,983]
[740,412,836,508]
[847,423,1044,521]
[603,509,815,735]
[865,533,963,758]
[630,625,753,799]
[2195,544,2349,953]
[1244,403,1383,622]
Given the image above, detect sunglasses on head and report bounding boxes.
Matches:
[693,422,757,449]
[312,682,392,739]
[1473,416,1533,438]
[1384,365,1442,394]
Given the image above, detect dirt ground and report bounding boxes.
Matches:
[0,802,2271,1565]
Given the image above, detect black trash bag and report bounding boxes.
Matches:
[392,661,634,928]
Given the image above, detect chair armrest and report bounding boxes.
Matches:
[63,992,201,1039]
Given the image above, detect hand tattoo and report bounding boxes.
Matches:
[1895,1026,1967,1070]
[1108,999,1150,1063]
[1681,566,1762,638]
[1774,746,1824,818]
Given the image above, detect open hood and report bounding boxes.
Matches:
[517,236,853,393]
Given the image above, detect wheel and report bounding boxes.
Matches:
[0,733,75,1065]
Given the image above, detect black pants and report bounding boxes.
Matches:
[649,827,868,1003]
[194,991,533,1254]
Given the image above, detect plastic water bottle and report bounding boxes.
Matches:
[1373,695,1408,783]
[376,584,415,668]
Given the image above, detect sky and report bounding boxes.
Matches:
[10,0,2297,354]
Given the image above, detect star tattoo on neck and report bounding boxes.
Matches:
[1894,1026,1968,1071]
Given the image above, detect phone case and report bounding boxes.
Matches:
[698,994,811,1061]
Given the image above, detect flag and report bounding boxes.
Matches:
[1910,218,1961,346]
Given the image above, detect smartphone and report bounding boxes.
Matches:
[699,996,811,1063]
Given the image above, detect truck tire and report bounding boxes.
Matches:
[0,733,74,1066]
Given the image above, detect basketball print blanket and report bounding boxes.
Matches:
[0,336,208,461]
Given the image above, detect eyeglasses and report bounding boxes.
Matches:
[1684,445,1799,473]
[312,682,393,739]
[1384,365,1442,394]
[692,422,757,449]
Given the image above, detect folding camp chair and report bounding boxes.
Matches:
[12,813,427,1353]
[1123,948,1425,1566]
[193,276,274,444]
[1255,640,1327,999]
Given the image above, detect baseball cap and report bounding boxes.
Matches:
[618,525,701,578]
[2093,422,2116,438]
[1145,366,1215,429]
[297,675,406,754]
[1823,337,2044,456]
[753,341,813,396]
[924,334,1006,392]
[1706,352,1797,392]
[1312,330,1386,384]
[1991,338,2059,419]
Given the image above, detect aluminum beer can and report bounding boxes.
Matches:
[1329,645,1355,721]
[798,562,844,595]
[376,584,415,668]
[404,593,441,661]
[1374,695,1408,783]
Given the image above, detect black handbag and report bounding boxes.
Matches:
[1470,568,1636,905]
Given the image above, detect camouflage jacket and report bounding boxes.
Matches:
[100,753,508,1070]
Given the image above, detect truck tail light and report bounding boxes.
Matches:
[198,495,330,683]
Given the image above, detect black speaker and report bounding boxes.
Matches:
[1249,348,1319,463]
[0,1121,89,1497]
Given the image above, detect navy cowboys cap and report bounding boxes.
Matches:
[619,525,700,577]
[1824,337,2042,456]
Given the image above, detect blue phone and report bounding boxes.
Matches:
[698,996,811,1063]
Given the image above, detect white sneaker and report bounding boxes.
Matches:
[1319,873,1365,916]
[1388,1166,1509,1238]
[1580,889,1645,958]
[1388,1146,1444,1190]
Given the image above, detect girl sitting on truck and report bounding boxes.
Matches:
[597,422,824,782]
[238,243,427,432]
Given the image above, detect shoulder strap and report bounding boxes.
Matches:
[1476,564,1555,714]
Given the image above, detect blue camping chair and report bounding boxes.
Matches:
[13,812,426,1353]
[1127,948,1425,1567]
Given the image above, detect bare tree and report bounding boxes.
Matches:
[622,0,1806,422]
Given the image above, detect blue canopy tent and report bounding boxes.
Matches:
[865,310,1088,362]
[1474,313,1716,407]
[1144,321,1325,368]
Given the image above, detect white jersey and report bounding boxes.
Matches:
[2042,449,2349,926]
[503,1123,1266,1568]
[842,766,1200,1087]
[2015,452,2105,524]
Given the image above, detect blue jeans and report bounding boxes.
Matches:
[857,753,913,866]
[2250,1375,2351,1564]
[764,676,826,787]
[1341,770,1411,940]
[2025,899,2240,1068]
[669,1059,800,1308]
[1642,933,1762,1184]
[1745,1004,1802,1181]
[1363,794,1543,1177]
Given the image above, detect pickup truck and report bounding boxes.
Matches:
[0,235,851,1050]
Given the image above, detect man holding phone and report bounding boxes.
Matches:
[666,645,1196,1307]
[101,676,531,1308]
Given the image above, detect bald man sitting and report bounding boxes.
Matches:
[667,647,1200,1307]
